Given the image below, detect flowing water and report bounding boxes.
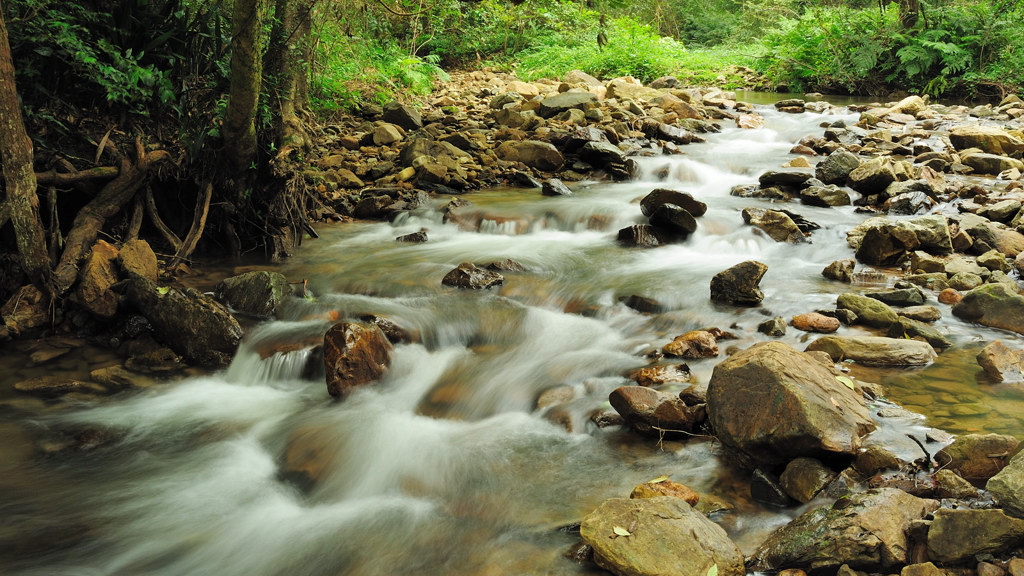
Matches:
[4,104,1024,576]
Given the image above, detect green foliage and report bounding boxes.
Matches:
[518,15,687,83]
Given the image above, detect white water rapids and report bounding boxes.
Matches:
[4,103,1024,575]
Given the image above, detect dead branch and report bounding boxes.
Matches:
[170,181,214,267]
[145,187,183,252]
[35,166,120,186]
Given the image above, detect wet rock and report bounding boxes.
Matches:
[630,478,700,505]
[949,271,984,291]
[126,275,242,366]
[608,385,706,437]
[801,184,851,207]
[619,294,662,313]
[962,152,1024,175]
[649,204,698,238]
[538,91,597,118]
[323,321,392,399]
[848,157,898,194]
[865,286,926,307]
[901,563,946,576]
[751,468,796,507]
[76,239,120,319]
[742,207,804,243]
[888,317,952,350]
[752,488,939,573]
[978,248,1012,272]
[792,313,840,333]
[898,305,942,323]
[933,469,979,500]
[710,260,767,306]
[14,377,107,397]
[382,101,422,130]
[118,238,158,282]
[662,330,718,358]
[805,335,937,366]
[707,341,875,469]
[358,314,415,345]
[949,125,1024,155]
[758,316,788,337]
[396,230,428,243]
[759,169,815,188]
[215,270,288,318]
[977,340,1024,383]
[853,445,903,476]
[639,189,707,218]
[934,433,1019,481]
[927,508,1024,565]
[627,364,693,388]
[580,141,626,166]
[441,262,504,289]
[815,148,861,185]
[541,178,573,196]
[780,457,838,503]
[849,215,952,263]
[495,140,564,171]
[987,451,1024,518]
[617,224,669,247]
[581,497,745,576]
[837,292,899,328]
[823,259,856,282]
[952,283,1024,335]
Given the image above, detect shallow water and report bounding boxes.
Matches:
[3,102,1023,575]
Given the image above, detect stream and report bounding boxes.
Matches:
[3,102,1024,576]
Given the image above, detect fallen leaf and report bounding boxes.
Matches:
[612,526,631,537]
[707,563,719,576]
[156,286,170,295]
[835,375,856,390]
[647,475,670,484]
[830,396,843,411]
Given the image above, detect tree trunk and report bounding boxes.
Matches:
[222,0,267,176]
[898,0,920,28]
[264,0,314,152]
[0,0,51,290]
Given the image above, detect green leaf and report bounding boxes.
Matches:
[612,526,631,537]
[707,564,719,576]
[648,475,670,484]
[156,286,170,295]
[835,375,856,390]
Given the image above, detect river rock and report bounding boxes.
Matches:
[752,488,939,573]
[865,286,926,307]
[952,283,1024,335]
[399,138,472,167]
[495,140,564,171]
[949,125,1024,155]
[758,316,787,336]
[888,317,952,350]
[215,270,288,318]
[639,189,708,218]
[779,457,838,503]
[13,376,107,397]
[934,433,1019,481]
[323,321,392,398]
[849,215,953,264]
[933,469,980,500]
[707,341,875,468]
[580,497,745,576]
[541,178,573,196]
[76,239,120,319]
[609,385,706,437]
[630,478,700,505]
[805,335,937,366]
[126,275,242,366]
[823,259,856,282]
[987,451,1024,518]
[978,248,1012,272]
[627,364,694,388]
[837,292,899,328]
[617,224,669,247]
[742,207,804,243]
[927,508,1024,565]
[815,148,861,184]
[118,238,158,282]
[662,330,718,358]
[977,340,1024,382]
[382,101,422,130]
[649,204,698,238]
[750,468,794,507]
[848,157,898,194]
[962,152,1024,175]
[800,184,851,207]
[792,313,840,333]
[759,169,815,188]
[537,91,597,118]
[710,260,767,305]
[580,141,626,166]
[441,262,504,289]
[898,305,941,323]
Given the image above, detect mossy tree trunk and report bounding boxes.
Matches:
[264,0,315,152]
[0,0,51,292]
[222,0,267,177]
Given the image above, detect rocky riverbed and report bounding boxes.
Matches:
[5,70,1024,576]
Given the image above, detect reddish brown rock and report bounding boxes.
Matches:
[662,330,719,358]
[630,478,700,505]
[77,239,120,319]
[935,433,1020,481]
[627,364,694,387]
[938,288,963,305]
[323,321,393,398]
[118,238,159,282]
[792,312,841,333]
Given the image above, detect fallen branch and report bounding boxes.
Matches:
[170,181,214,267]
[34,166,120,186]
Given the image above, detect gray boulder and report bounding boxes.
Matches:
[640,189,707,218]
[215,271,288,318]
[494,140,565,171]
[752,488,939,573]
[927,508,1024,564]
[707,341,875,468]
[710,260,767,305]
[382,101,422,131]
[987,451,1024,518]
[804,335,937,366]
[537,91,598,118]
[815,148,861,184]
[952,283,1024,335]
[837,292,899,328]
[581,497,745,576]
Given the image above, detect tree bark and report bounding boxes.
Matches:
[222,0,267,176]
[264,0,314,152]
[0,0,51,290]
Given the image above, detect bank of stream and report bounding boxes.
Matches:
[2,99,1023,575]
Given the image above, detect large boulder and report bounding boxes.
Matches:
[382,101,422,130]
[742,207,804,243]
[118,238,158,282]
[441,262,504,289]
[848,157,898,194]
[949,125,1024,155]
[126,275,243,366]
[804,335,937,366]
[537,91,598,118]
[927,508,1024,565]
[76,239,120,319]
[581,497,745,576]
[961,152,1024,175]
[952,283,1024,335]
[752,488,939,573]
[606,77,665,101]
[323,321,393,399]
[987,451,1024,518]
[649,204,698,238]
[815,148,861,184]
[710,260,767,306]
[215,271,288,318]
[609,385,705,437]
[977,340,1024,382]
[706,341,875,468]
[639,189,707,218]
[934,433,1019,482]
[849,215,953,264]
[836,292,899,328]
[494,140,564,171]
